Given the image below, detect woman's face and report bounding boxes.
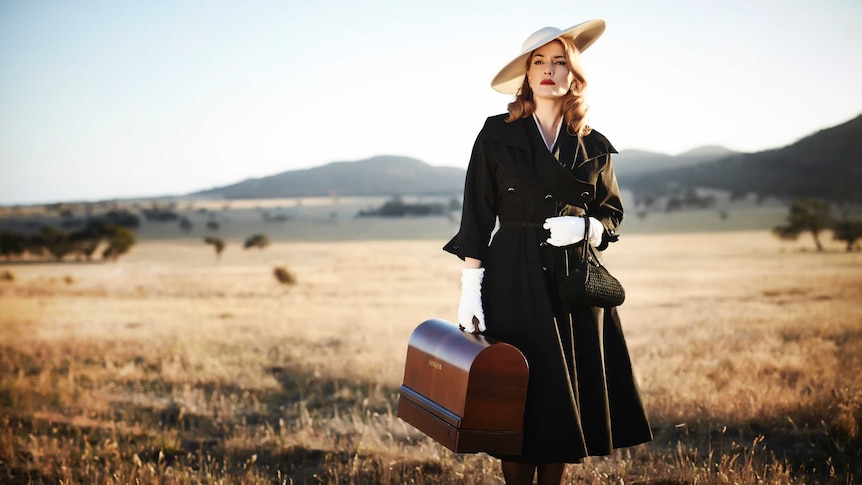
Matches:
[526,40,574,100]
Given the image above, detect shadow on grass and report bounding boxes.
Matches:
[0,359,453,484]
[1,349,860,484]
[646,402,862,483]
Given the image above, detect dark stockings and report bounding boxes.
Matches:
[501,461,566,485]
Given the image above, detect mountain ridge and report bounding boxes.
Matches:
[622,114,862,203]
[614,146,739,176]
[192,155,466,198]
[192,114,862,204]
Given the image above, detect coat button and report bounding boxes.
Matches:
[452,244,460,250]
[507,187,515,193]
[542,266,547,271]
[580,191,590,197]
[539,242,547,247]
[544,194,553,200]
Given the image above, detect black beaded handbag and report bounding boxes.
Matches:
[558,216,626,308]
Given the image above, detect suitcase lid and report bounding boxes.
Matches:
[400,319,529,427]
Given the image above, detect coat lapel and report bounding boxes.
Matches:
[479,115,616,207]
[525,119,597,207]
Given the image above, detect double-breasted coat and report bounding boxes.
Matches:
[444,114,652,464]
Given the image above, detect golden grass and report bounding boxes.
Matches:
[1,232,860,484]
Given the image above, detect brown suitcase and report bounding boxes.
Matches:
[396,318,529,455]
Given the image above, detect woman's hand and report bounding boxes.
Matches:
[543,216,603,247]
[458,268,485,333]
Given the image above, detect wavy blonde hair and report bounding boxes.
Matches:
[505,36,592,136]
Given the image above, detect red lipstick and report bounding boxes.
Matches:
[540,79,555,85]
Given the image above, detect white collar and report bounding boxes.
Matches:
[532,113,563,151]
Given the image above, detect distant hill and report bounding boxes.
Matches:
[192,155,466,198]
[622,114,862,203]
[614,145,738,178]
[190,115,862,203]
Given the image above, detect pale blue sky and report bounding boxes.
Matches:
[1,0,860,204]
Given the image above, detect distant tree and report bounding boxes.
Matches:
[142,207,178,222]
[357,196,446,217]
[69,226,103,261]
[101,224,136,261]
[103,210,141,229]
[773,198,832,252]
[206,220,220,231]
[729,190,747,203]
[665,187,716,212]
[244,234,270,249]
[179,217,193,232]
[0,231,28,261]
[25,234,47,258]
[77,239,101,261]
[1,223,135,263]
[204,236,226,258]
[37,226,77,261]
[262,211,289,223]
[61,218,85,229]
[832,219,862,252]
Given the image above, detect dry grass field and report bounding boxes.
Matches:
[1,228,861,484]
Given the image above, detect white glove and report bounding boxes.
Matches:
[458,268,486,333]
[543,216,604,247]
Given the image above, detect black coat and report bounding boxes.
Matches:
[444,114,652,463]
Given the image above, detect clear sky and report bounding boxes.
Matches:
[1,0,860,205]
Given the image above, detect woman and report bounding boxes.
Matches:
[443,19,652,484]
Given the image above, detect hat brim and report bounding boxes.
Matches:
[491,19,606,95]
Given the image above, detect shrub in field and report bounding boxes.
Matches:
[244,234,270,250]
[204,236,226,258]
[0,270,13,281]
[273,266,297,285]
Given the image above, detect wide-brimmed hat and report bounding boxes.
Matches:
[491,19,606,95]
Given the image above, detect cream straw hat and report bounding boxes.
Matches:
[491,19,606,95]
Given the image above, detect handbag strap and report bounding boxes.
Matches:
[579,215,590,264]
[577,215,604,266]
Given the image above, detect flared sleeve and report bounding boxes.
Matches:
[578,130,623,251]
[591,152,624,250]
[443,129,498,261]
